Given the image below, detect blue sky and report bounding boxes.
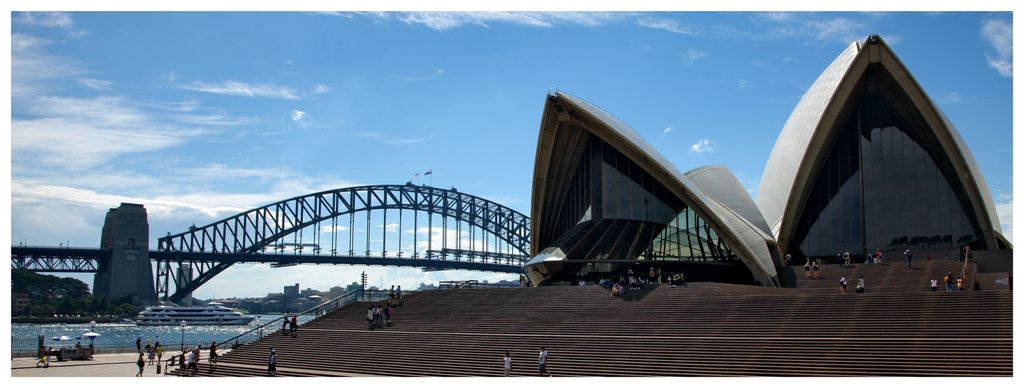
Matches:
[10,11,1013,299]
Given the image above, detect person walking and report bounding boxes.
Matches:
[208,341,218,372]
[147,345,156,365]
[136,336,142,353]
[191,347,201,376]
[930,278,938,292]
[784,253,792,266]
[136,353,145,377]
[503,351,512,376]
[945,272,955,292]
[396,285,403,306]
[538,346,550,377]
[904,248,913,269]
[812,260,820,279]
[843,251,851,267]
[156,344,164,367]
[839,275,848,294]
[184,349,194,377]
[366,306,375,330]
[281,311,290,334]
[36,348,48,368]
[856,275,865,293]
[803,260,811,279]
[875,248,882,264]
[290,314,298,337]
[384,303,393,327]
[267,348,277,376]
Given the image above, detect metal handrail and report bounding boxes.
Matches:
[216,289,362,349]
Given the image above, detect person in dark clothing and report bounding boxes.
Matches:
[267,348,277,376]
[136,336,142,353]
[904,248,913,269]
[290,315,298,337]
[136,353,145,377]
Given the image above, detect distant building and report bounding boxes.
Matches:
[283,283,299,300]
[11,293,30,315]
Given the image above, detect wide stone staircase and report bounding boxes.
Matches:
[794,257,967,293]
[173,273,1012,377]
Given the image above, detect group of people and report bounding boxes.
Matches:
[366,303,394,330]
[172,341,219,377]
[280,312,300,337]
[600,267,686,297]
[500,346,551,377]
[932,272,965,292]
[837,274,866,294]
[802,259,821,279]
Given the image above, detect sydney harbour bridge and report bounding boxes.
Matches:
[11,184,531,304]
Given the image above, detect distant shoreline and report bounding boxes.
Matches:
[12,317,126,324]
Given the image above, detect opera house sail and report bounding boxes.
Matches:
[757,35,1010,261]
[525,91,780,287]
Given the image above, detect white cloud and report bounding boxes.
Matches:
[395,12,624,31]
[636,16,696,35]
[311,84,331,94]
[738,80,748,88]
[981,19,1012,78]
[351,131,436,145]
[387,68,445,82]
[179,80,301,100]
[78,78,115,91]
[939,92,963,105]
[690,138,717,153]
[12,95,200,169]
[292,110,307,121]
[994,193,1012,243]
[681,49,708,65]
[663,126,673,133]
[162,71,177,82]
[16,12,74,29]
[753,13,867,45]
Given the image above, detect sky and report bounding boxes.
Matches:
[9,11,1014,299]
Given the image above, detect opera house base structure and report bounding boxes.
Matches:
[525,35,1010,287]
[174,36,1010,377]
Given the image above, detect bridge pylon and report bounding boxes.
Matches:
[93,203,158,306]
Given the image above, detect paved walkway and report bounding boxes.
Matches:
[11,350,222,377]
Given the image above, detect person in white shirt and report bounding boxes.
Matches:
[503,351,511,376]
[538,346,549,376]
[930,278,938,292]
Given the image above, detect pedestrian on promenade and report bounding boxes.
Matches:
[267,348,277,376]
[208,341,219,372]
[136,336,142,353]
[156,344,164,366]
[36,348,48,368]
[136,353,145,377]
[366,306,375,330]
[538,346,550,377]
[856,275,865,293]
[290,314,298,337]
[839,275,847,294]
[191,347,201,376]
[904,248,913,269]
[147,345,156,365]
[930,278,938,292]
[155,336,161,348]
[503,351,512,376]
[282,311,290,334]
[945,272,955,292]
[183,350,193,377]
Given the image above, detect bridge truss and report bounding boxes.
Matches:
[155,184,531,302]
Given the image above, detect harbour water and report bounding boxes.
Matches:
[12,316,313,353]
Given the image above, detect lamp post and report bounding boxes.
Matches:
[179,321,186,352]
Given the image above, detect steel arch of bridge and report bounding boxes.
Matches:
[156,184,531,302]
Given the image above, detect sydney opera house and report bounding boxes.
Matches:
[524,35,1010,287]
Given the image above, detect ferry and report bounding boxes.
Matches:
[136,304,256,326]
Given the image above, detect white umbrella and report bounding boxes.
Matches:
[81,332,100,346]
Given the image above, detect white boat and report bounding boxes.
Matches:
[136,304,255,326]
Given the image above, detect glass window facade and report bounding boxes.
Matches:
[533,134,743,284]
[792,66,986,259]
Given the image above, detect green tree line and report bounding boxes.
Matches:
[11,269,135,317]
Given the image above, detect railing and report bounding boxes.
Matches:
[161,288,405,375]
[438,280,519,289]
